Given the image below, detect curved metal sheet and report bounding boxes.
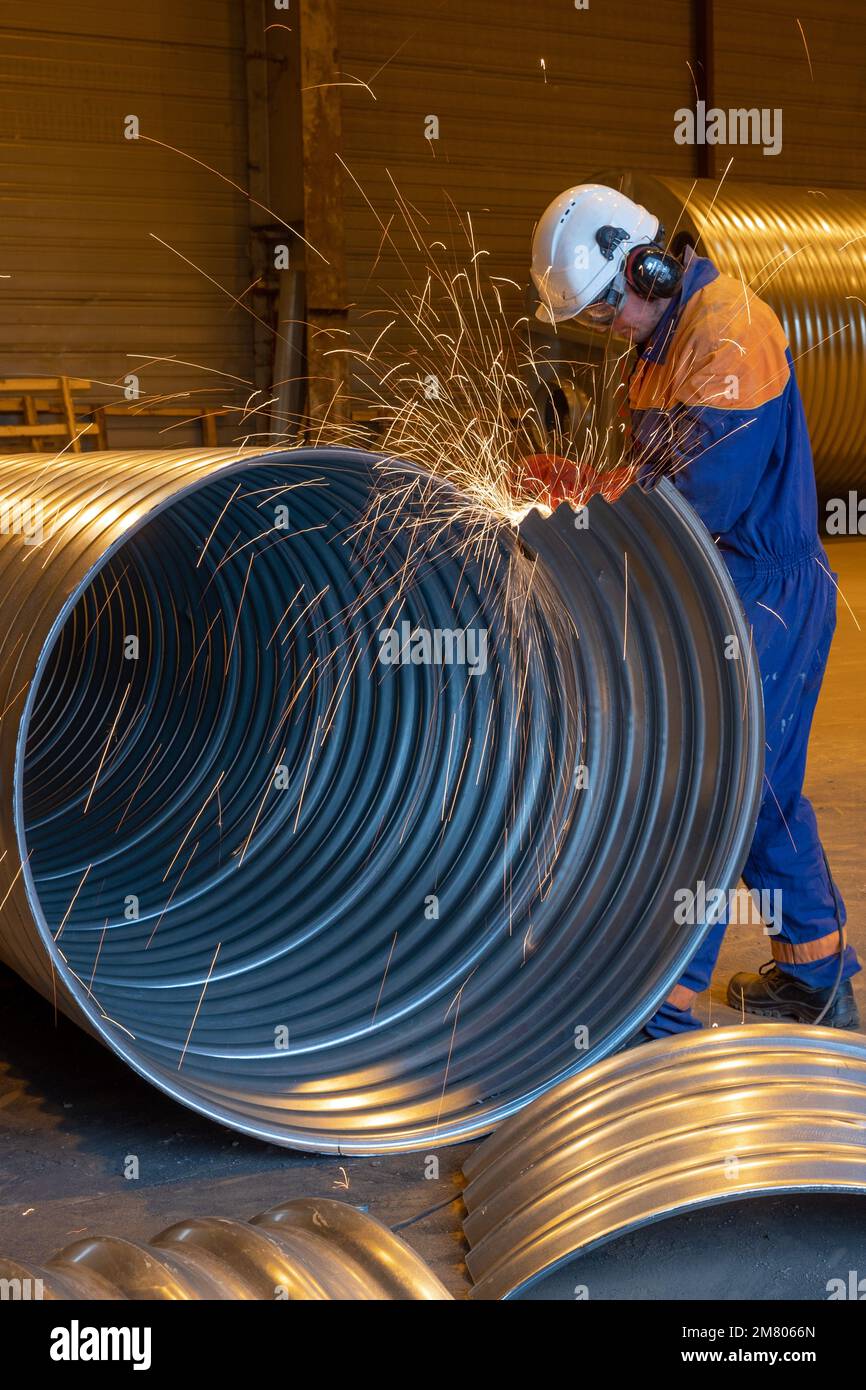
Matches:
[612,172,866,496]
[0,448,760,1151]
[462,1024,866,1300]
[0,1197,451,1300]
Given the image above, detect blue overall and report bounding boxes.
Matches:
[628,255,858,1037]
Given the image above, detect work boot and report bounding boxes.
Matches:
[727,961,860,1029]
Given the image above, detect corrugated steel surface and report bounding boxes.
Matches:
[0,448,761,1153]
[0,1196,452,1299]
[335,0,696,365]
[463,1024,866,1300]
[0,1,254,429]
[615,172,866,494]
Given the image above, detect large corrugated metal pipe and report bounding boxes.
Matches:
[463,1025,866,1299]
[0,448,762,1152]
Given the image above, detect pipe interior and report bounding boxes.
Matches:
[19,459,581,1137]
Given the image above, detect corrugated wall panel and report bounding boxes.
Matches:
[0,0,254,440]
[713,0,866,185]
[336,0,696,366]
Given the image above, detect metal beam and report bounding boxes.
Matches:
[243,0,276,414]
[298,0,349,425]
[693,0,716,179]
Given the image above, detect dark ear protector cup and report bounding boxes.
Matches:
[625,244,684,300]
[595,224,684,302]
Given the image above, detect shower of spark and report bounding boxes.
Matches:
[302,190,629,529]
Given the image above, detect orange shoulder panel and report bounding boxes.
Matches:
[629,273,790,413]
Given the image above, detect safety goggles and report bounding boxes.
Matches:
[573,276,626,327]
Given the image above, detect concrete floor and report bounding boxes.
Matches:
[0,535,864,1301]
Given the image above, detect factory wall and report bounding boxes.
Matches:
[0,0,254,443]
[1,2,865,439]
[335,0,696,361]
[335,0,866,369]
[713,0,866,185]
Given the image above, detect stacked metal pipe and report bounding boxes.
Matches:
[0,1198,451,1300]
[463,1025,866,1298]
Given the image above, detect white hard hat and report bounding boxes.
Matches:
[531,183,660,324]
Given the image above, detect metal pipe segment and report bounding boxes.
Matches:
[0,448,761,1151]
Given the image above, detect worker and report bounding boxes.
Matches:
[526,182,860,1037]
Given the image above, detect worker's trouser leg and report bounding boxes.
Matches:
[643,551,859,1039]
[644,920,727,1038]
[739,559,858,988]
[740,700,856,988]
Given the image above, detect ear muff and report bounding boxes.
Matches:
[624,244,684,300]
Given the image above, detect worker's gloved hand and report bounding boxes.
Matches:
[593,464,633,502]
[519,453,579,509]
[518,454,633,510]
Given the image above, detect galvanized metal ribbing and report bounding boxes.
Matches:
[0,448,761,1152]
[0,1197,451,1299]
[616,174,866,496]
[462,1024,866,1300]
